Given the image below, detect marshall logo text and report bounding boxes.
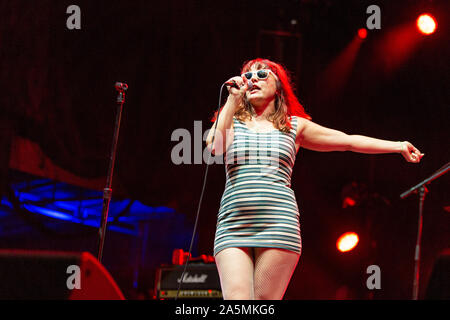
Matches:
[177,272,208,284]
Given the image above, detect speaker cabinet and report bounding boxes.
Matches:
[426,249,450,300]
[0,250,125,300]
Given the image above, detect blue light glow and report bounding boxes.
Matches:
[1,176,179,236]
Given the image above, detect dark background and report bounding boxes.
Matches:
[1,0,449,299]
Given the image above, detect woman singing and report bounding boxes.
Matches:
[205,58,424,300]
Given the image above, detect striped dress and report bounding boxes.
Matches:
[214,116,302,256]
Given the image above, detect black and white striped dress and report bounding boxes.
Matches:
[214,116,302,256]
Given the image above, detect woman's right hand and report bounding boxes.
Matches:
[226,75,251,101]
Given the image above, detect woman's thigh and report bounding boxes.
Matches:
[214,247,254,300]
[253,247,300,300]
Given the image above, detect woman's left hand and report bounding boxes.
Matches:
[400,141,424,163]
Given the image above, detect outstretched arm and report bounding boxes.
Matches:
[296,118,424,163]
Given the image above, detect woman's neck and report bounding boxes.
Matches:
[251,99,276,121]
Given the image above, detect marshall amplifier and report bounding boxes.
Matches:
[155,263,222,299]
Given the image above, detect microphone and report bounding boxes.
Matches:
[225,80,253,90]
[115,82,128,91]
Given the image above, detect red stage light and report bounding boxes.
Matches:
[337,232,359,253]
[357,28,367,39]
[342,196,356,208]
[416,14,437,35]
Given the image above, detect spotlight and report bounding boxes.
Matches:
[416,13,437,35]
[337,232,359,253]
[357,28,367,39]
[342,196,356,208]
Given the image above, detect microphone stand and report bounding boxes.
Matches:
[400,161,450,300]
[97,82,128,263]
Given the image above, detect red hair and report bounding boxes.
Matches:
[212,58,311,132]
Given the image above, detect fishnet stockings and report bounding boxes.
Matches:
[215,247,300,300]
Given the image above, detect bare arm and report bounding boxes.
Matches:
[205,96,236,155]
[206,76,250,155]
[296,118,424,163]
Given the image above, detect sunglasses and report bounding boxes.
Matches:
[241,69,278,81]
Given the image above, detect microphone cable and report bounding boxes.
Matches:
[175,82,228,300]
